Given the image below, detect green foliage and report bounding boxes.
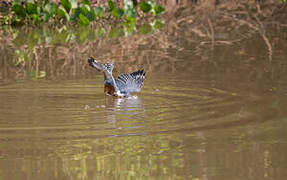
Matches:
[60,0,72,13]
[145,1,165,15]
[82,0,91,6]
[11,4,26,19]
[153,4,165,15]
[77,3,95,25]
[32,14,40,24]
[108,0,116,12]
[112,8,124,19]
[78,14,90,26]
[9,19,164,70]
[123,21,136,36]
[70,0,78,9]
[44,2,58,17]
[125,7,136,23]
[10,20,164,48]
[6,0,165,26]
[123,0,135,22]
[86,10,96,21]
[58,6,70,21]
[26,2,37,15]
[80,4,90,15]
[107,0,124,19]
[94,7,105,18]
[139,2,152,13]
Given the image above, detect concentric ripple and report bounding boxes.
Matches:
[0,75,265,142]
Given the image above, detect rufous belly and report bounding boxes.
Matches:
[104,84,115,95]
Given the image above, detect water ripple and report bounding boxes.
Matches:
[0,78,270,141]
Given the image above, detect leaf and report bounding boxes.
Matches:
[71,7,81,20]
[125,7,136,18]
[12,4,26,18]
[44,3,58,16]
[82,0,91,6]
[125,6,136,22]
[32,14,40,24]
[124,0,134,10]
[147,1,156,7]
[57,6,70,21]
[86,11,95,21]
[153,4,164,15]
[60,0,72,13]
[115,8,124,18]
[80,4,90,15]
[42,12,50,22]
[26,2,37,15]
[78,13,90,26]
[139,1,152,13]
[94,7,104,18]
[76,4,94,21]
[126,15,136,23]
[112,8,123,19]
[108,0,115,11]
[70,0,78,9]
[37,6,42,15]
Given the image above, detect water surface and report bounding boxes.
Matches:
[1,2,287,180]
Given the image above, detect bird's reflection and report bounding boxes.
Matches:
[103,96,145,127]
[105,95,144,111]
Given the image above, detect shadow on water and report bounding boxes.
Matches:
[1,0,287,179]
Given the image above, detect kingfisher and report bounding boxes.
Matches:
[88,57,145,97]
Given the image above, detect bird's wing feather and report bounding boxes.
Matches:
[115,70,145,94]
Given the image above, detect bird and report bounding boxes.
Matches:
[88,57,145,97]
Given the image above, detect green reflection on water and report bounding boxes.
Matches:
[9,20,163,46]
[2,19,164,71]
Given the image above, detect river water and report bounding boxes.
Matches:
[1,2,287,180]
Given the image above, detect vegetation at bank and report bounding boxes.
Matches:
[1,0,165,26]
[1,0,287,80]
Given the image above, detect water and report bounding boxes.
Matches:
[1,2,287,180]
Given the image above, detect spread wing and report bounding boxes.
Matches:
[115,70,145,94]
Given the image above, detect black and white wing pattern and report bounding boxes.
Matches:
[115,70,145,94]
